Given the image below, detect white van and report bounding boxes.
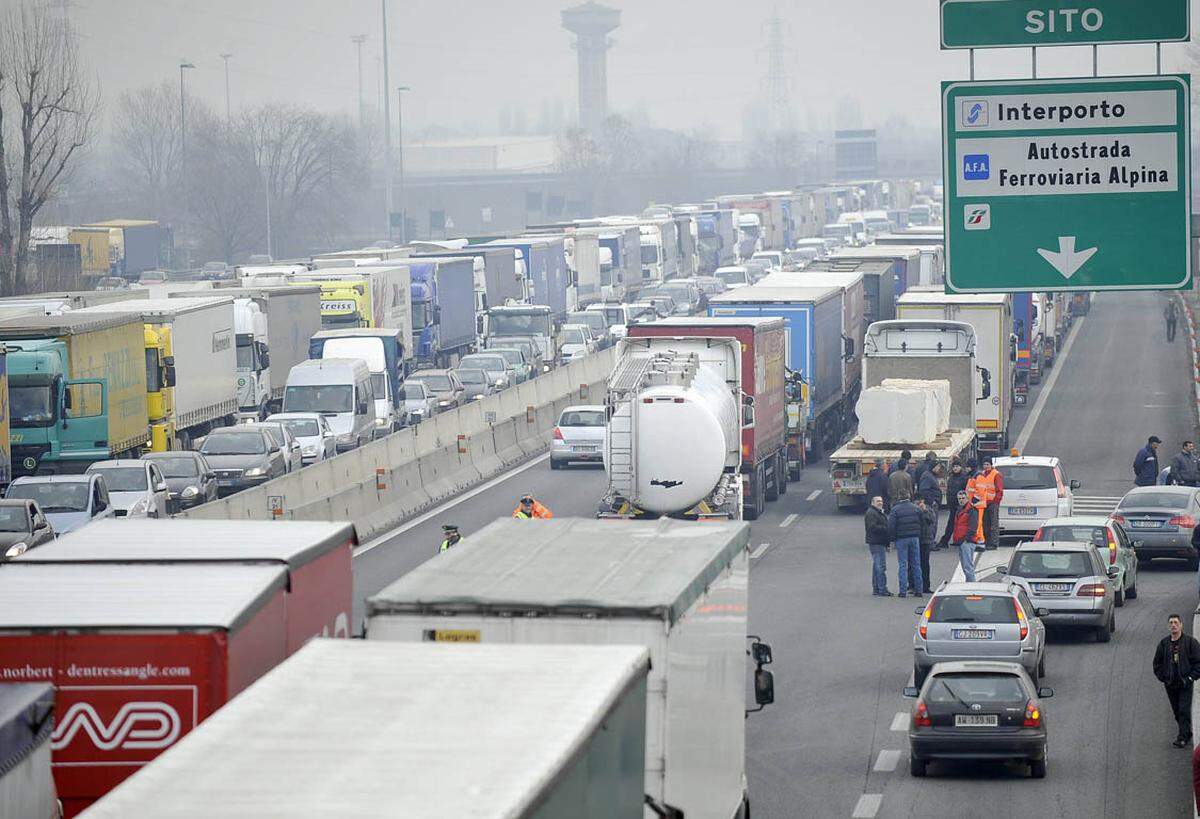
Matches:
[282,358,374,452]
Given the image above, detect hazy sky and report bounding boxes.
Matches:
[71,0,1196,141]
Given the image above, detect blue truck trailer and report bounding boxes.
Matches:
[710,282,851,460]
[477,238,569,321]
[408,258,476,367]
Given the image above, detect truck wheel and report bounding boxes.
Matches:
[744,467,764,521]
[777,455,788,495]
[765,457,780,502]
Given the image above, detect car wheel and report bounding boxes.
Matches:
[1096,614,1113,643]
[913,665,928,689]
[550,459,561,470]
[909,756,927,777]
[1114,583,1125,608]
[1137,556,1151,568]
[1030,755,1047,779]
[1190,557,1200,572]
[1126,578,1138,600]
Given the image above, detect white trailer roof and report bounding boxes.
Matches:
[709,283,842,305]
[0,563,286,630]
[83,640,650,818]
[74,296,234,319]
[368,518,748,624]
[898,291,1008,306]
[14,519,355,570]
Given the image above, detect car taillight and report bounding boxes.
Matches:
[919,600,934,639]
[1111,514,1126,525]
[1014,598,1028,640]
[1169,515,1197,528]
[1032,527,1043,541]
[553,427,563,440]
[1023,700,1041,728]
[913,701,932,728]
[1076,583,1106,597]
[1107,534,1117,565]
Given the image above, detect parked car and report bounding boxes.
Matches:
[6,474,113,535]
[247,421,304,473]
[455,368,493,402]
[558,324,597,365]
[550,405,606,469]
[198,426,288,497]
[457,353,512,391]
[400,380,439,424]
[993,456,1079,541]
[406,369,466,413]
[647,281,701,315]
[566,310,613,350]
[84,459,170,519]
[751,250,784,273]
[904,661,1054,779]
[912,580,1046,688]
[265,413,338,465]
[714,265,752,290]
[1033,516,1139,606]
[638,293,678,319]
[998,540,1118,642]
[487,347,533,383]
[485,335,544,375]
[141,451,218,513]
[0,499,55,560]
[1112,485,1200,569]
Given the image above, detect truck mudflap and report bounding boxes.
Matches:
[597,474,743,521]
[977,432,1005,456]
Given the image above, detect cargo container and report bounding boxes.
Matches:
[710,283,850,460]
[830,246,920,299]
[624,317,788,519]
[406,258,476,367]
[83,640,650,819]
[477,237,570,320]
[803,258,897,325]
[0,289,150,315]
[74,298,238,450]
[0,313,149,475]
[694,209,738,273]
[0,562,292,815]
[716,195,789,251]
[367,517,773,819]
[69,228,111,279]
[406,245,521,315]
[0,683,56,819]
[83,220,168,279]
[526,222,639,302]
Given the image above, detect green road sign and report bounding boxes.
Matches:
[942,75,1191,293]
[941,0,1189,49]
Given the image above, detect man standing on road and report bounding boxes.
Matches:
[914,451,937,485]
[1172,441,1200,487]
[864,495,892,597]
[888,457,915,508]
[865,459,888,513]
[949,490,981,582]
[1135,436,1163,487]
[915,497,937,595]
[888,493,924,599]
[919,463,944,548]
[1166,298,1179,342]
[938,459,970,550]
[971,458,1003,550]
[1153,614,1200,747]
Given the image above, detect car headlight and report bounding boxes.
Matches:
[244,467,267,478]
[495,378,508,388]
[542,363,551,372]
[302,445,317,455]
[437,399,453,408]
[5,542,28,558]
[181,485,199,498]
[128,498,150,516]
[335,432,356,444]
[374,417,389,426]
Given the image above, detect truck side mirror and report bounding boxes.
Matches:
[977,367,992,401]
[433,306,442,325]
[165,364,177,387]
[843,336,855,362]
[754,669,775,707]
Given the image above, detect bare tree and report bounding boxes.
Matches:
[0,3,97,295]
[556,115,643,213]
[749,130,803,187]
[187,108,261,263]
[111,81,183,222]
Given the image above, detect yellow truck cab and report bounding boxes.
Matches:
[143,325,174,451]
[313,280,370,328]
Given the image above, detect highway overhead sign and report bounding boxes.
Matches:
[940,0,1189,49]
[942,75,1191,293]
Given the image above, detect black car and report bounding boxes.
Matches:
[197,427,287,497]
[905,660,1054,779]
[0,499,55,560]
[141,451,218,512]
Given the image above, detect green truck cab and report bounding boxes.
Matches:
[0,314,149,476]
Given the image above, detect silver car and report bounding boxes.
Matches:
[913,580,1047,688]
[998,541,1118,642]
[1033,516,1139,607]
[1112,485,1200,569]
[550,405,606,469]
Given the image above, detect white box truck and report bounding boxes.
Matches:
[366,517,775,819]
[82,640,651,819]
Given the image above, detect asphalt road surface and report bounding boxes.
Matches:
[351,290,1199,818]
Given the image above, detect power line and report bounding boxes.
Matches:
[760,6,793,133]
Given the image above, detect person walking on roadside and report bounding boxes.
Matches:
[1153,614,1200,747]
[888,457,915,508]
[1172,441,1200,487]
[919,463,944,548]
[865,459,889,513]
[864,495,892,597]
[888,493,924,599]
[914,497,937,594]
[949,490,982,582]
[1166,298,1179,342]
[937,460,970,549]
[1135,436,1163,487]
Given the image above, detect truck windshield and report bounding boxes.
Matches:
[491,314,550,336]
[641,245,660,264]
[370,373,387,398]
[283,385,353,414]
[0,506,29,532]
[91,467,148,492]
[412,301,430,328]
[7,482,89,513]
[201,432,267,455]
[236,338,256,369]
[9,384,54,427]
[145,349,162,393]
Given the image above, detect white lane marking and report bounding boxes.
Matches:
[780,513,798,528]
[851,794,883,819]
[750,542,771,560]
[1013,316,1084,453]
[889,711,908,732]
[806,489,822,501]
[873,749,901,772]
[353,453,550,558]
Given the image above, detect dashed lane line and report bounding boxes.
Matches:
[750,542,771,560]
[851,794,883,818]
[889,711,908,732]
[780,513,798,528]
[807,489,822,501]
[873,749,901,773]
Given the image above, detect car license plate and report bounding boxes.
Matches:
[952,629,994,640]
[1008,506,1038,516]
[1035,583,1072,592]
[575,445,597,452]
[1130,520,1161,528]
[955,714,998,727]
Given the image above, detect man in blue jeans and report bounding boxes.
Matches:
[888,492,925,599]
[864,495,892,596]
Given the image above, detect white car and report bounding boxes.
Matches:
[993,455,1080,540]
[551,405,606,469]
[714,265,752,290]
[84,459,170,519]
[265,413,337,465]
[751,251,783,273]
[558,323,596,364]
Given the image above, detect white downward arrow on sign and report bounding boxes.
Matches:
[1036,236,1098,280]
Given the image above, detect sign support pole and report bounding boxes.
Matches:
[969,48,975,80]
[1156,43,1162,74]
[1092,45,1098,77]
[1031,46,1037,79]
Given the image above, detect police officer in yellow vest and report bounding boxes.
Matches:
[438,524,462,553]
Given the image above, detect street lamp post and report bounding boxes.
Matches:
[380,0,393,240]
[179,61,196,224]
[397,85,410,244]
[220,53,233,120]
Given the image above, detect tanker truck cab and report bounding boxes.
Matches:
[282,358,373,453]
[234,299,270,420]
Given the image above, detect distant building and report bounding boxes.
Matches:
[405,136,558,176]
[561,2,620,135]
[834,129,878,181]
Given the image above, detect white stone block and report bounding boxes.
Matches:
[856,385,939,445]
[881,378,951,432]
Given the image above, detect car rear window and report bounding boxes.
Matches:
[1012,550,1092,579]
[926,673,1026,704]
[560,410,605,427]
[929,594,1017,624]
[1118,492,1189,509]
[1038,525,1107,547]
[997,464,1057,490]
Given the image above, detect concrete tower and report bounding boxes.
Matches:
[561,2,620,135]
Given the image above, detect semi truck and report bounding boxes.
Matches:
[830,246,918,301]
[897,291,1014,456]
[803,258,897,325]
[366,517,774,819]
[82,219,169,279]
[710,283,853,461]
[829,320,981,509]
[695,209,738,273]
[407,246,522,320]
[477,237,569,320]
[74,297,238,451]
[526,222,638,303]
[407,258,476,367]
[1012,292,1036,404]
[617,317,788,520]
[285,265,412,339]
[0,313,149,476]
[717,195,788,251]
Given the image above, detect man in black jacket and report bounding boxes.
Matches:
[937,460,970,550]
[1153,614,1200,747]
[1172,441,1200,487]
[913,497,937,595]
[864,495,891,597]
[865,460,889,512]
[888,495,924,599]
